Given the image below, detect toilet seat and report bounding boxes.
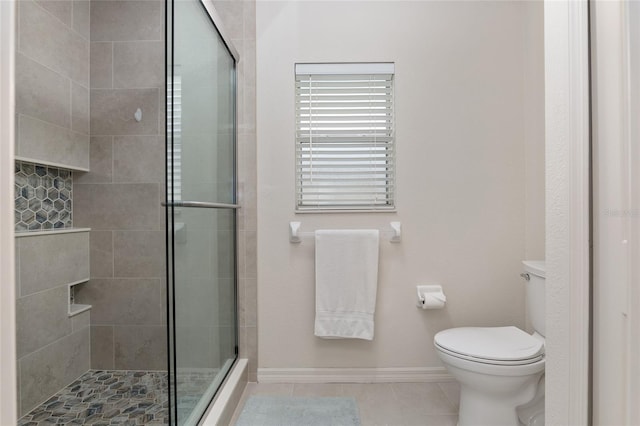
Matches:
[434,326,545,366]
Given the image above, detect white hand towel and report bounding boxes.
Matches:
[314,229,380,340]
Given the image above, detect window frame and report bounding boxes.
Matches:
[294,62,396,213]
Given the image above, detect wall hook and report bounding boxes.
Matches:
[290,221,302,243]
[390,221,401,243]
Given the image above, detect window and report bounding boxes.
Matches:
[295,63,395,211]
[167,66,182,202]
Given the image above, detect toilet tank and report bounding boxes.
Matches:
[523,261,545,337]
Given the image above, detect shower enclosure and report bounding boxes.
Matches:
[166,1,239,424]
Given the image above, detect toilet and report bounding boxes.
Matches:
[434,261,546,426]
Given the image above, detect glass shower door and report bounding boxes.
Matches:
[166,1,238,424]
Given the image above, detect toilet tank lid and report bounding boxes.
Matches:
[523,260,545,278]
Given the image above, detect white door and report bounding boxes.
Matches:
[592,1,640,424]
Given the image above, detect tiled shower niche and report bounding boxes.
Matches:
[14,161,72,232]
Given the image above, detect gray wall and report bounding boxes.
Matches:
[212,0,258,382]
[74,0,167,371]
[71,0,258,378]
[15,231,91,417]
[14,0,92,417]
[13,0,257,417]
[15,0,90,170]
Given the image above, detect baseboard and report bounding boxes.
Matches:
[257,367,453,383]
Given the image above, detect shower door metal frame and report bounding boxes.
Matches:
[165,0,240,424]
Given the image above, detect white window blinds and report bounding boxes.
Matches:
[295,63,395,211]
[167,67,182,202]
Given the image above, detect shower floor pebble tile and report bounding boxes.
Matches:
[18,370,169,425]
[230,381,460,426]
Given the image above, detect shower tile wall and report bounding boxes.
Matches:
[213,0,258,382]
[74,0,167,371]
[15,231,91,417]
[15,0,90,169]
[13,0,91,417]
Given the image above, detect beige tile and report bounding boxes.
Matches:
[242,84,256,133]
[160,279,167,325]
[75,136,112,184]
[243,39,256,85]
[16,53,70,129]
[18,115,89,170]
[342,383,395,404]
[19,231,90,297]
[113,230,164,278]
[437,381,461,410]
[238,325,247,358]
[72,81,89,134]
[90,88,159,135]
[35,0,71,27]
[75,278,163,325]
[15,239,21,295]
[113,41,163,89]
[236,75,245,133]
[90,0,163,42]
[216,230,235,278]
[20,0,89,86]
[245,382,294,397]
[391,383,457,416]
[113,325,167,370]
[19,327,90,416]
[237,278,246,327]
[293,383,345,397]
[71,310,90,331]
[245,230,257,279]
[242,0,255,41]
[246,326,257,381]
[113,135,164,183]
[236,230,246,278]
[401,413,458,426]
[357,394,407,426]
[217,278,235,327]
[174,278,217,329]
[16,286,72,358]
[244,278,257,326]
[72,0,89,39]
[90,42,112,89]
[89,230,113,278]
[174,325,217,368]
[90,325,114,369]
[212,0,243,40]
[74,183,160,230]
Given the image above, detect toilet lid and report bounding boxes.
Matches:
[434,326,545,362]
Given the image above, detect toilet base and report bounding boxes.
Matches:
[458,385,532,426]
[436,351,544,426]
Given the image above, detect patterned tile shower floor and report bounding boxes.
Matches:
[18,370,169,425]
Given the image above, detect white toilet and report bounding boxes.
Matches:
[434,261,546,426]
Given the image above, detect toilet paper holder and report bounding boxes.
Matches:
[416,285,447,309]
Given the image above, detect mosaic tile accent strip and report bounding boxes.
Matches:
[15,161,73,232]
[18,370,169,425]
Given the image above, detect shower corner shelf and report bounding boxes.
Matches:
[68,303,92,318]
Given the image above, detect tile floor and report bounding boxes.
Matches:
[230,382,461,426]
[17,370,169,425]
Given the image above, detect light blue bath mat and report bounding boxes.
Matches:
[235,396,361,426]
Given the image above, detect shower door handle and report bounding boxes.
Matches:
[162,201,240,209]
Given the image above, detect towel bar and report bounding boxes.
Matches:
[289,221,401,244]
